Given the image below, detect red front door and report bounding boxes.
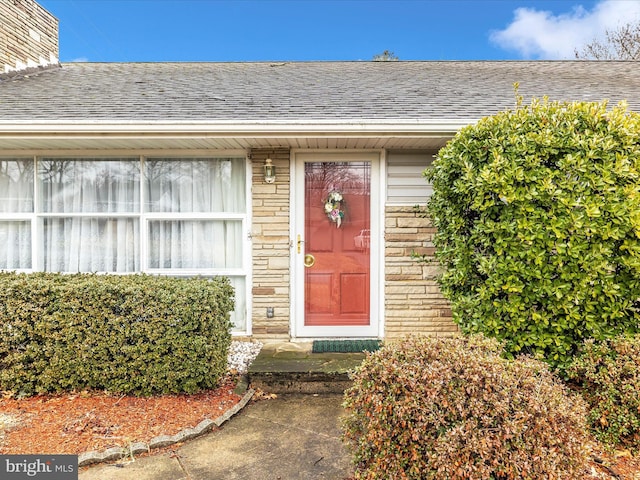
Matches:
[304,161,371,326]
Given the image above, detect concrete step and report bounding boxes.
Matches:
[247,346,366,394]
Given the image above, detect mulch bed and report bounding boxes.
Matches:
[1,380,639,478]
[0,377,241,455]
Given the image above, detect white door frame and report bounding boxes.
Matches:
[290,150,384,339]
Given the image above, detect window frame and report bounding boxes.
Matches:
[0,152,252,334]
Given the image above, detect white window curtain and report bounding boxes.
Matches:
[39,159,140,272]
[43,217,139,272]
[3,156,248,332]
[0,221,31,270]
[145,158,247,331]
[145,158,245,213]
[148,220,242,268]
[0,160,33,269]
[145,158,245,268]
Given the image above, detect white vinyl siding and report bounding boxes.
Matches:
[386,151,434,204]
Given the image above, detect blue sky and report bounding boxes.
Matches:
[38,0,640,62]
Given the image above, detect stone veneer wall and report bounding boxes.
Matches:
[248,152,458,341]
[384,206,458,338]
[0,0,58,73]
[250,149,291,339]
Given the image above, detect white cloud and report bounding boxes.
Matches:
[490,0,640,59]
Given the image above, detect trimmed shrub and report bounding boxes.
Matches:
[0,272,234,396]
[567,335,640,449]
[424,98,640,369]
[342,335,589,480]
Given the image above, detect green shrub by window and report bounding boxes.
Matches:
[567,335,640,450]
[342,335,589,480]
[424,97,640,370]
[0,272,234,397]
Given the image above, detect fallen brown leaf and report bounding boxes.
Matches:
[0,377,242,455]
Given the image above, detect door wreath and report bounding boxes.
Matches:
[324,191,345,228]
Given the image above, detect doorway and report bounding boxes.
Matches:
[293,152,380,338]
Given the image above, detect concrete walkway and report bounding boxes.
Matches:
[78,393,354,480]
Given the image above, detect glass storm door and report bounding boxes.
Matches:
[303,161,371,328]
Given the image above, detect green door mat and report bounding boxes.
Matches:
[312,339,382,353]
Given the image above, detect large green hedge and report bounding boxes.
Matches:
[0,272,234,396]
[425,98,640,369]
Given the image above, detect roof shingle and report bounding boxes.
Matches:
[1,61,639,123]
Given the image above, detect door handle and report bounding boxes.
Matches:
[297,234,303,254]
[304,254,315,268]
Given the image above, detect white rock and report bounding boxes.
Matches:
[227,341,263,375]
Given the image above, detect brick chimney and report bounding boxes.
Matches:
[0,0,59,74]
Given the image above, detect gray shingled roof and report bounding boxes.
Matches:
[1,61,639,123]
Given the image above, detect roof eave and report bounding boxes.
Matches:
[0,119,473,137]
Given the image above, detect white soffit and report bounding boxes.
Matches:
[0,120,468,151]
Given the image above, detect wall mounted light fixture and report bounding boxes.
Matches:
[264,157,276,184]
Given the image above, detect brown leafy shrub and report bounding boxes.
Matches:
[567,335,640,450]
[342,335,589,480]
